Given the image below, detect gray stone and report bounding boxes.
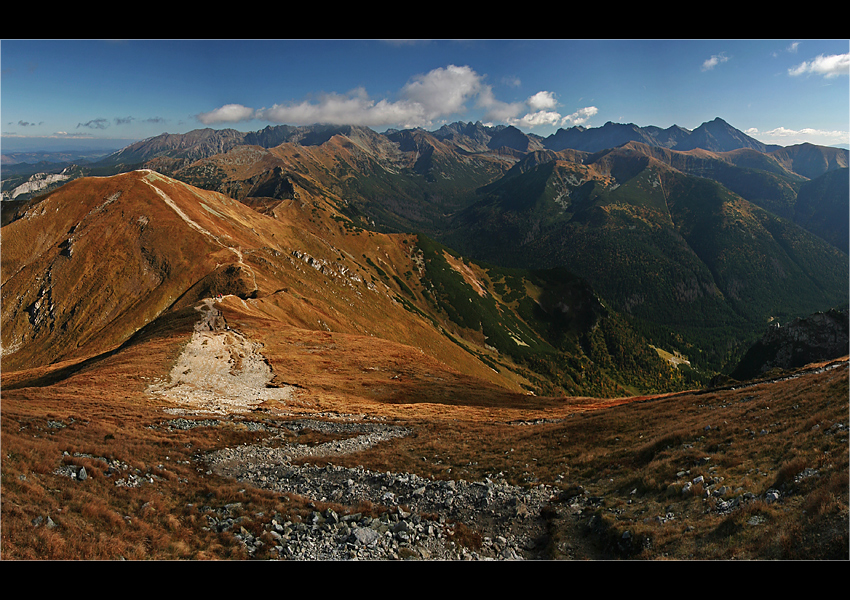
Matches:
[352,527,379,546]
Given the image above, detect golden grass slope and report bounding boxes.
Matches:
[1,169,531,395]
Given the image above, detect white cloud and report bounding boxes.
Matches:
[560,106,599,127]
[256,88,428,129]
[481,101,525,122]
[787,42,800,53]
[745,125,849,147]
[526,91,558,111]
[788,53,850,78]
[701,52,730,71]
[197,103,256,124]
[505,104,599,130]
[508,110,563,128]
[400,64,484,120]
[250,65,488,129]
[476,86,524,121]
[196,65,600,132]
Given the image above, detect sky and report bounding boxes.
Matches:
[2,39,849,153]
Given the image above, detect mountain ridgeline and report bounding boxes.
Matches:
[2,117,848,393]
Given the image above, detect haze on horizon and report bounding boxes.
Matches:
[2,39,849,154]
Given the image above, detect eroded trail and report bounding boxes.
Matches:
[140,171,258,294]
[148,298,295,414]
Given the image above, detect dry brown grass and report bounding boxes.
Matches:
[2,283,847,560]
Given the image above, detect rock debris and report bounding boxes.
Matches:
[145,301,557,559]
[205,418,555,560]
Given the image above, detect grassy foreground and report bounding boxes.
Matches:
[1,307,847,560]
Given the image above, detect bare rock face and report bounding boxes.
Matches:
[731,308,849,380]
[3,170,71,201]
[147,299,296,415]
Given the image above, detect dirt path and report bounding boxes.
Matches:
[140,170,258,294]
[147,298,295,414]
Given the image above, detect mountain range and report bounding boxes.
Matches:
[92,117,788,165]
[2,117,848,392]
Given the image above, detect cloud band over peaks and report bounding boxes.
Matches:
[197,103,257,124]
[195,65,599,132]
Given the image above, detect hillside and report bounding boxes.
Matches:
[2,286,846,559]
[1,171,501,389]
[1,158,847,561]
[442,145,849,371]
[2,170,696,401]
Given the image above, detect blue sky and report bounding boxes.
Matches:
[2,39,848,152]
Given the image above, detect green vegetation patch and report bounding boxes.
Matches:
[414,233,699,397]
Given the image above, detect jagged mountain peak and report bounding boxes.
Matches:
[675,117,777,153]
[91,118,818,178]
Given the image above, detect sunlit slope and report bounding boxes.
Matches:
[2,165,700,398]
[1,170,242,369]
[0,170,535,394]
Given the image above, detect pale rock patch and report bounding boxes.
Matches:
[148,298,295,414]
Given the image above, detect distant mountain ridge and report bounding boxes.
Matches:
[96,117,788,169]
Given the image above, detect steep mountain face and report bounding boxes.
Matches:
[673,117,780,153]
[102,128,249,168]
[430,121,502,152]
[580,142,847,248]
[546,121,661,152]
[731,308,849,380]
[768,142,849,180]
[93,124,395,175]
[442,146,849,370]
[543,118,780,154]
[487,126,546,152]
[793,167,849,252]
[1,169,72,201]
